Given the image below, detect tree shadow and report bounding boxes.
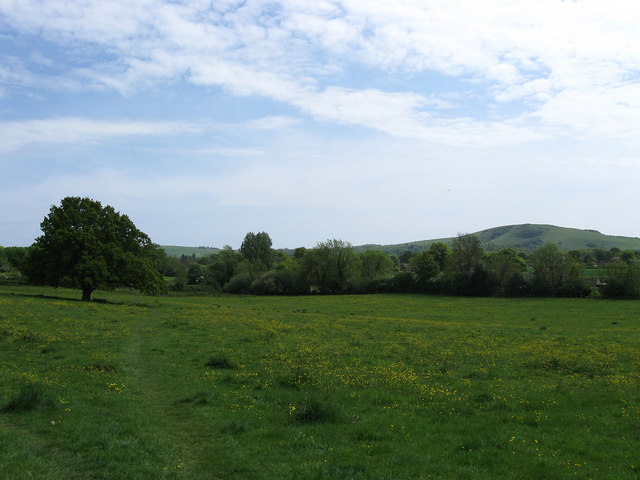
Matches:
[1,291,151,307]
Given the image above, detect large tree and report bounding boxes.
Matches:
[486,249,526,287]
[409,251,440,291]
[426,242,452,271]
[529,242,586,296]
[601,259,640,299]
[26,197,166,301]
[304,239,358,292]
[450,233,484,277]
[409,242,453,291]
[240,231,273,275]
[359,250,393,281]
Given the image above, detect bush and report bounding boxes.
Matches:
[390,272,416,293]
[250,274,279,295]
[503,272,532,297]
[223,272,252,294]
[467,265,499,297]
[360,277,393,294]
[250,269,308,295]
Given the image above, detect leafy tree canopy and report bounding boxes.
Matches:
[602,259,640,299]
[410,251,440,290]
[426,242,452,271]
[450,233,484,276]
[305,239,358,293]
[240,231,273,274]
[359,250,393,281]
[26,197,166,301]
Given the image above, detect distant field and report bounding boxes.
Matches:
[161,245,220,258]
[1,286,639,479]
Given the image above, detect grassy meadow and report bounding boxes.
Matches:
[1,285,639,479]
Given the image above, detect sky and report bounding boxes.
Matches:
[1,0,640,249]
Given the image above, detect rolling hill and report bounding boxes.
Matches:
[162,224,640,258]
[354,224,640,255]
[161,245,220,258]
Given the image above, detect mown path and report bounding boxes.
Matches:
[119,311,224,480]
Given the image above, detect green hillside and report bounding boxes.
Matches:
[356,224,640,254]
[161,245,220,258]
[474,224,640,251]
[162,224,640,258]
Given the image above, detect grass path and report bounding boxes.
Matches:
[119,309,222,479]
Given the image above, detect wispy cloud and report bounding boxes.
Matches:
[191,147,265,157]
[3,1,639,145]
[2,1,640,246]
[241,115,301,130]
[0,117,202,154]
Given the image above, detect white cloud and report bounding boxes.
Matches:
[0,117,202,154]
[241,115,301,130]
[534,85,640,143]
[3,122,640,248]
[0,55,38,87]
[2,1,640,145]
[190,147,265,157]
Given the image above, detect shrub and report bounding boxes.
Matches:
[249,274,278,295]
[360,277,393,294]
[223,272,252,294]
[504,271,532,297]
[391,271,416,293]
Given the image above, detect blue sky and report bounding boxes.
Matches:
[1,0,639,248]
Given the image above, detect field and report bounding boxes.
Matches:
[1,286,639,479]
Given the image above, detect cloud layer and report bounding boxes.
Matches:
[1,1,640,246]
[3,0,640,144]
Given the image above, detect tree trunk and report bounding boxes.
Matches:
[81,287,93,302]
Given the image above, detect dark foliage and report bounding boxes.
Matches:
[25,197,166,301]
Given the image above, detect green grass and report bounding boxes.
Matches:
[1,285,639,479]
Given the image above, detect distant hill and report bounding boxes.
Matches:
[474,224,640,251]
[162,224,640,258]
[161,245,220,258]
[355,224,640,255]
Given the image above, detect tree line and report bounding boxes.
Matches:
[3,197,639,300]
[163,231,640,299]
